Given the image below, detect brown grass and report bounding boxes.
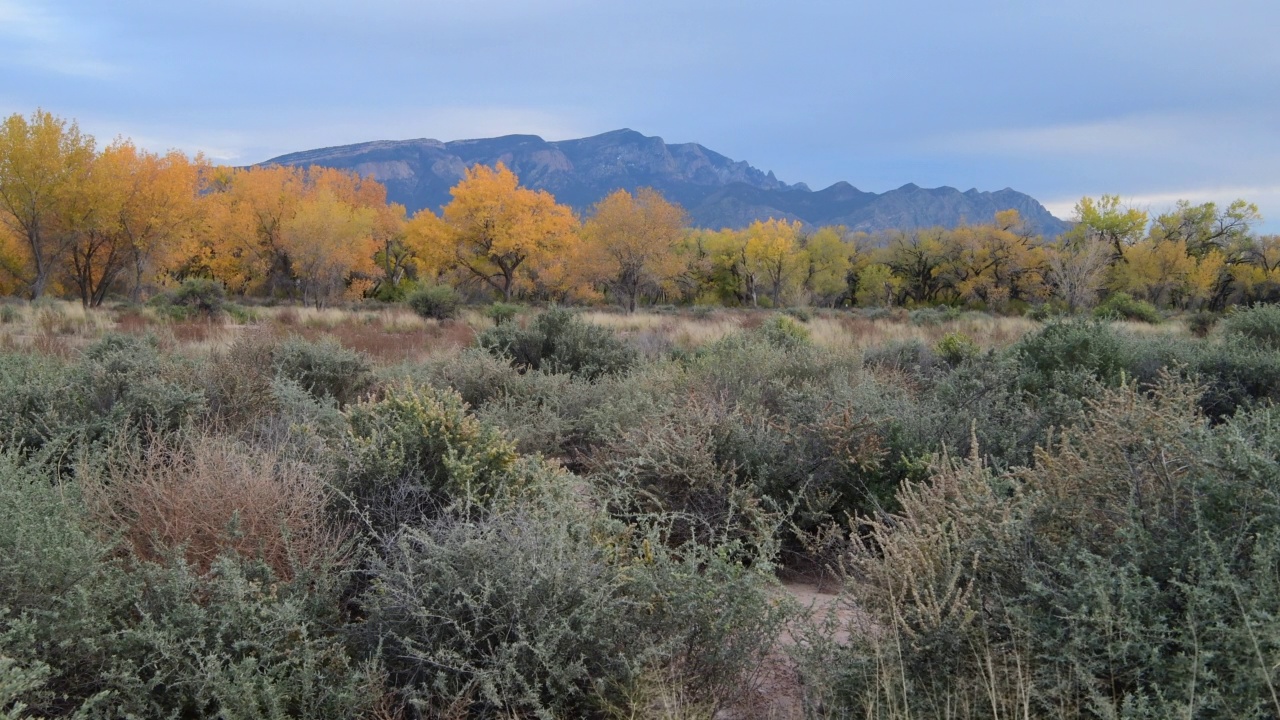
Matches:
[83,432,347,578]
[260,309,476,364]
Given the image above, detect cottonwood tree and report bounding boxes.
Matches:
[1073,195,1148,261]
[744,218,803,306]
[407,163,578,301]
[1046,237,1111,311]
[880,227,950,304]
[282,189,376,307]
[201,165,307,294]
[105,142,205,302]
[0,110,96,299]
[945,210,1048,309]
[580,188,687,312]
[801,226,856,306]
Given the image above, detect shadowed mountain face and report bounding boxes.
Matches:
[262,128,1071,236]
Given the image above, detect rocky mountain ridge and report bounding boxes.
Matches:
[263,128,1071,236]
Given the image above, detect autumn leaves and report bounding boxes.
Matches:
[4,109,1278,313]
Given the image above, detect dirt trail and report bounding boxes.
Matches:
[718,580,856,720]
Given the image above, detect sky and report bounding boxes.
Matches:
[3,0,1279,228]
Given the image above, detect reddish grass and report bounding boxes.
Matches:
[170,319,223,344]
[267,317,476,364]
[84,433,347,578]
[31,333,74,358]
[115,311,151,334]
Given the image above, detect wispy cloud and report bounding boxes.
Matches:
[928,112,1276,161]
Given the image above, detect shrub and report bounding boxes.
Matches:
[909,306,960,326]
[82,432,346,578]
[757,314,811,349]
[1014,319,1129,396]
[271,335,373,406]
[0,352,78,454]
[478,307,636,380]
[167,277,228,318]
[1093,291,1162,323]
[861,338,941,380]
[0,303,19,324]
[340,383,527,533]
[1187,310,1219,337]
[485,301,520,326]
[933,331,979,366]
[797,379,1280,717]
[406,283,461,320]
[360,502,783,718]
[783,306,813,322]
[0,452,374,719]
[1221,302,1280,349]
[79,333,206,435]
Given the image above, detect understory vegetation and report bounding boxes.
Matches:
[2,300,1279,718]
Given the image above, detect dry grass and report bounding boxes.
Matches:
[82,432,347,578]
[576,308,1042,354]
[0,299,1187,369]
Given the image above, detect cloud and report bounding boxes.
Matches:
[929,112,1278,162]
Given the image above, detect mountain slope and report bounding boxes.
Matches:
[262,129,1070,236]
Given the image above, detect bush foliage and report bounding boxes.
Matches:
[4,305,1280,718]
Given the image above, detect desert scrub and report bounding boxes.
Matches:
[796,378,1280,718]
[1221,302,1280,348]
[0,452,374,719]
[359,499,784,719]
[1092,291,1162,323]
[405,283,461,320]
[339,382,540,533]
[485,301,520,326]
[933,330,979,366]
[756,313,810,349]
[81,430,347,578]
[271,334,374,406]
[478,306,636,379]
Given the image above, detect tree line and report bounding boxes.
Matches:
[3,109,1277,311]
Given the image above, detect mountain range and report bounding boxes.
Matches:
[262,128,1071,236]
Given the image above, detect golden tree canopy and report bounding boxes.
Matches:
[407,162,578,300]
[580,187,687,312]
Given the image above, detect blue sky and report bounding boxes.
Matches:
[3,0,1278,228]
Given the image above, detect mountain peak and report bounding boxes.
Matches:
[261,130,1070,236]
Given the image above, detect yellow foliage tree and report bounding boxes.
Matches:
[801,226,856,306]
[281,189,376,307]
[407,163,579,301]
[1109,239,1195,307]
[105,142,204,302]
[743,218,803,306]
[0,109,96,298]
[946,210,1048,309]
[1072,195,1148,261]
[580,188,687,312]
[200,165,306,294]
[856,263,902,307]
